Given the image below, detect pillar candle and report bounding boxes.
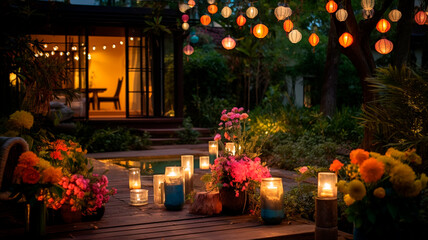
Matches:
[164,166,184,210]
[153,174,165,204]
[181,155,194,195]
[260,178,284,224]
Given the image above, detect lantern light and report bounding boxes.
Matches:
[362,9,374,19]
[253,24,269,39]
[182,22,189,30]
[199,156,210,170]
[375,38,393,55]
[128,168,141,189]
[388,9,402,22]
[179,3,190,13]
[130,189,148,206]
[188,0,195,8]
[415,11,427,25]
[222,36,236,50]
[208,4,218,14]
[274,6,292,21]
[181,155,194,196]
[283,19,294,32]
[153,175,165,204]
[208,141,218,162]
[318,172,337,198]
[182,14,189,23]
[53,45,58,51]
[190,35,199,44]
[326,1,338,13]
[207,0,215,4]
[309,33,320,47]
[336,9,348,22]
[200,15,211,26]
[221,6,232,18]
[376,19,391,33]
[183,44,194,56]
[246,6,258,19]
[339,32,353,48]
[288,29,302,43]
[260,178,284,225]
[361,0,375,11]
[164,166,185,210]
[236,15,246,27]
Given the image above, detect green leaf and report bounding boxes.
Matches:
[367,209,376,224]
[355,217,363,228]
[387,203,398,219]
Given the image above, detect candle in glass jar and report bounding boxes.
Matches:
[128,168,141,189]
[164,166,184,210]
[153,174,165,204]
[181,155,194,195]
[225,142,236,155]
[260,178,284,224]
[199,156,210,170]
[317,172,337,199]
[130,189,148,206]
[208,141,218,164]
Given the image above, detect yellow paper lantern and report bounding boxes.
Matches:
[376,19,391,33]
[388,9,402,22]
[246,6,258,19]
[283,19,293,32]
[326,1,338,13]
[236,15,246,27]
[182,22,189,30]
[183,44,194,56]
[179,3,190,13]
[361,0,375,11]
[308,33,320,47]
[221,6,232,18]
[222,36,236,50]
[187,0,195,8]
[339,32,353,48]
[207,0,215,4]
[336,9,348,22]
[253,24,269,39]
[274,6,292,21]
[200,15,211,26]
[415,11,427,25]
[208,4,218,14]
[288,29,302,43]
[375,38,393,55]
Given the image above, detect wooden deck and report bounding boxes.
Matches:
[1,159,352,239]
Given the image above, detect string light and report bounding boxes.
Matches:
[93,46,96,50]
[112,44,116,48]
[103,45,107,50]
[53,46,59,51]
[120,41,124,45]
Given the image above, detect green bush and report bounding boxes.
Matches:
[177,117,200,144]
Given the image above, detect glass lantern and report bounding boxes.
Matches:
[164,166,184,210]
[128,168,141,189]
[317,172,337,199]
[261,178,284,224]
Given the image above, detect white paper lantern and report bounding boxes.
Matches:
[179,3,190,13]
[274,6,292,21]
[288,29,302,44]
[336,9,348,22]
[207,0,215,4]
[388,9,402,22]
[246,6,258,19]
[362,9,374,19]
[361,0,375,11]
[221,6,232,18]
[182,22,189,30]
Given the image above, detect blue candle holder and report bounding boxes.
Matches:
[209,154,216,165]
[164,166,184,211]
[261,178,284,225]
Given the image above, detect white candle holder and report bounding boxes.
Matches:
[128,168,141,189]
[199,156,210,170]
[130,189,148,206]
[153,174,165,204]
[208,141,218,164]
[317,172,337,199]
[181,155,194,195]
[225,142,236,155]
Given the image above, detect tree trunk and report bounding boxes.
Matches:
[393,0,415,67]
[321,16,340,117]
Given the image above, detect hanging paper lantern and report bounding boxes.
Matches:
[339,32,353,48]
[183,44,194,55]
[222,36,236,50]
[236,15,246,27]
[388,9,402,22]
[362,9,374,19]
[190,35,199,44]
[253,24,269,39]
[375,38,393,55]
[361,0,375,11]
[308,33,320,47]
[336,9,348,22]
[221,6,232,18]
[200,15,211,26]
[288,29,302,43]
[188,0,195,8]
[283,19,294,32]
[326,1,338,13]
[179,3,190,13]
[207,0,215,4]
[182,22,189,30]
[208,4,218,14]
[246,6,258,19]
[274,6,292,21]
[182,14,189,23]
[415,11,427,25]
[376,19,391,33]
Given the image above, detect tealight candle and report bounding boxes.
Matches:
[317,172,337,199]
[199,156,210,170]
[130,189,148,206]
[260,178,284,224]
[181,155,194,195]
[225,142,236,155]
[153,174,165,204]
[315,172,338,240]
[128,168,141,189]
[164,166,184,210]
[208,141,218,164]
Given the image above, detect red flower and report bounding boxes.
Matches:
[22,167,40,184]
[50,150,63,160]
[329,159,344,172]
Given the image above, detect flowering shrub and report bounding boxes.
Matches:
[210,155,271,197]
[8,110,34,130]
[331,148,427,237]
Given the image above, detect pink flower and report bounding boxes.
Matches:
[225,121,232,128]
[234,113,241,119]
[231,107,238,112]
[66,189,71,196]
[220,114,228,121]
[78,192,85,199]
[240,113,249,120]
[219,122,223,126]
[221,109,227,115]
[238,107,244,112]
[299,166,308,174]
[235,191,239,197]
[214,134,221,141]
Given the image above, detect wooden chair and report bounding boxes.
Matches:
[97,77,123,110]
[0,137,29,192]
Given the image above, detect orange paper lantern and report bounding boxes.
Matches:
[236,15,246,27]
[339,32,353,48]
[208,4,218,14]
[183,44,194,55]
[376,19,391,33]
[200,15,211,26]
[326,1,338,13]
[283,19,294,32]
[253,24,269,39]
[375,39,393,55]
[222,36,236,50]
[415,11,427,25]
[308,33,320,47]
[188,0,195,8]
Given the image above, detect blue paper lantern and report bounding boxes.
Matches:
[190,35,199,44]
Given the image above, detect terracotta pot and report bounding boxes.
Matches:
[219,187,247,215]
[60,204,82,223]
[82,205,105,222]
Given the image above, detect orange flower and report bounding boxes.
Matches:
[18,151,40,167]
[329,159,344,172]
[42,167,63,184]
[359,158,385,183]
[22,167,40,184]
[350,149,369,165]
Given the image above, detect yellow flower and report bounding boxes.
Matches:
[377,156,400,174]
[421,173,428,189]
[37,159,52,170]
[389,163,416,195]
[345,164,360,180]
[2,130,19,137]
[385,148,405,161]
[337,180,349,194]
[405,180,422,198]
[348,179,366,201]
[42,167,63,184]
[344,194,355,206]
[373,187,386,198]
[404,149,422,165]
[369,152,382,159]
[359,158,385,183]
[8,110,34,129]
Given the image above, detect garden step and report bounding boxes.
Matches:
[150,136,213,145]
[136,127,212,138]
